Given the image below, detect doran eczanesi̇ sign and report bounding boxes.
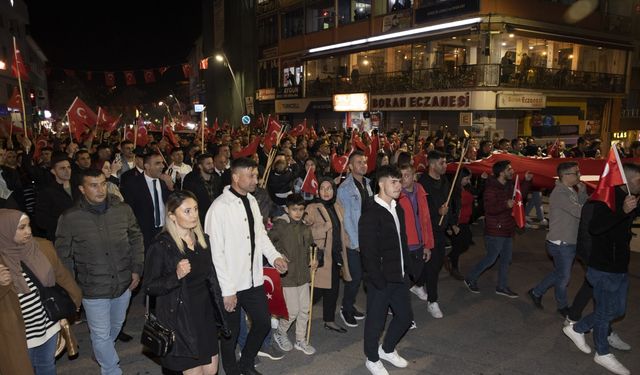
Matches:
[496,93,546,109]
[370,92,471,111]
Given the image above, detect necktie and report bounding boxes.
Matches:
[152,179,161,227]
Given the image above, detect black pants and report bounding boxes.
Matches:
[448,224,472,270]
[364,280,413,362]
[313,260,340,322]
[568,277,593,322]
[423,233,446,303]
[342,248,362,314]
[408,250,426,287]
[219,286,271,375]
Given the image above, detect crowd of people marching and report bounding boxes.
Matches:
[0,122,636,375]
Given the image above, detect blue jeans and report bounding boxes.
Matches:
[342,248,362,314]
[574,268,628,355]
[82,289,131,375]
[28,332,58,375]
[525,191,544,221]
[532,242,576,309]
[467,235,512,290]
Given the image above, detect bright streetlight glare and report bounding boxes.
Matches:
[215,54,224,62]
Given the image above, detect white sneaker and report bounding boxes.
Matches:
[608,332,631,351]
[594,353,630,375]
[378,345,408,368]
[562,325,591,354]
[540,218,548,226]
[563,317,577,327]
[272,332,293,352]
[409,320,417,330]
[294,340,316,355]
[365,360,389,375]
[409,285,429,301]
[427,302,443,319]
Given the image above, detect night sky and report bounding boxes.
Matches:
[25,0,203,71]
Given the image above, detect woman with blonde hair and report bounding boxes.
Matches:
[143,190,229,375]
[0,208,81,375]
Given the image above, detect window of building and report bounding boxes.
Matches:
[306,0,335,33]
[256,0,276,14]
[388,0,411,12]
[258,59,278,88]
[281,7,304,39]
[257,15,278,47]
[338,0,372,25]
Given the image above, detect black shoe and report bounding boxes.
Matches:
[527,289,543,309]
[557,307,571,318]
[117,331,133,342]
[444,257,452,273]
[340,310,358,327]
[464,278,480,293]
[324,322,347,333]
[495,287,519,299]
[353,307,365,320]
[239,365,263,375]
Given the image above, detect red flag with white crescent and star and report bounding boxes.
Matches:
[590,144,627,212]
[104,72,116,87]
[96,107,121,132]
[263,117,282,153]
[66,97,97,142]
[301,167,319,195]
[512,174,526,228]
[7,86,21,109]
[331,151,351,174]
[263,267,288,319]
[182,64,192,78]
[143,69,156,83]
[11,47,29,81]
[124,71,136,85]
[288,119,306,137]
[232,135,261,159]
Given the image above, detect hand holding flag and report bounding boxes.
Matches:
[590,143,628,212]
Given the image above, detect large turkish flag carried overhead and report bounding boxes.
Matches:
[66,97,97,142]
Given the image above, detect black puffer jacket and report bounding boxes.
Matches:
[55,195,145,298]
[143,232,230,359]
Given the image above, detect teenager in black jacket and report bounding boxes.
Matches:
[359,165,413,375]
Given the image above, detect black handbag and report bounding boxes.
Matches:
[22,263,76,321]
[140,295,175,357]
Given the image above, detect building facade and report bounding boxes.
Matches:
[253,0,636,145]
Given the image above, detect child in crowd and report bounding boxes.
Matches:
[268,194,318,355]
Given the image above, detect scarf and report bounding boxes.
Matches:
[0,209,55,294]
[317,177,337,206]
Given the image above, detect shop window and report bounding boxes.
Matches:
[283,65,304,87]
[306,0,335,33]
[338,0,372,25]
[372,0,387,16]
[281,8,304,39]
[259,60,278,88]
[388,0,411,12]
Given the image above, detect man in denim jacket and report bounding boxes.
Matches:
[337,150,372,327]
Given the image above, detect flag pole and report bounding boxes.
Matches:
[12,37,28,136]
[512,174,519,199]
[438,137,470,226]
[261,124,288,189]
[306,244,318,345]
[201,110,206,149]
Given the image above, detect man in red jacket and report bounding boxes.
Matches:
[398,163,433,303]
[464,160,532,297]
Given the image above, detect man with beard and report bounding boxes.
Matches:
[183,153,222,225]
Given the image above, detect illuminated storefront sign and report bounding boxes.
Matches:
[333,93,369,112]
[496,93,546,109]
[371,92,471,111]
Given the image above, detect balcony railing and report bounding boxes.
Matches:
[306,64,626,96]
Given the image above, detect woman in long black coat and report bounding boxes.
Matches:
[143,190,229,375]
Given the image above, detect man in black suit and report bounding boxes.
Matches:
[213,152,231,189]
[359,165,413,375]
[121,152,170,249]
[119,148,145,187]
[34,152,74,241]
[182,153,223,225]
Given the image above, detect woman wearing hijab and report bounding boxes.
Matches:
[304,177,352,333]
[143,191,229,375]
[0,208,81,375]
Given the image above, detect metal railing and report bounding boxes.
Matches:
[305,63,625,96]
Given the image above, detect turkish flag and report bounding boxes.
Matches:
[263,267,288,319]
[124,71,136,85]
[158,66,169,76]
[11,48,29,81]
[301,168,319,195]
[288,119,306,137]
[163,119,179,147]
[352,132,366,151]
[199,58,209,70]
[590,145,627,212]
[7,86,21,109]
[413,152,428,174]
[126,119,150,147]
[263,117,282,153]
[104,72,116,87]
[331,152,350,174]
[182,64,192,78]
[143,69,155,83]
[365,135,379,174]
[512,174,526,228]
[32,135,49,162]
[66,97,97,142]
[232,136,261,159]
[96,107,121,132]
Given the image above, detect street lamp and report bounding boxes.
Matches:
[168,94,182,114]
[158,101,174,123]
[214,52,245,116]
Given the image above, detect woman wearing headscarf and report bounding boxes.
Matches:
[143,191,229,374]
[304,177,352,333]
[0,208,81,375]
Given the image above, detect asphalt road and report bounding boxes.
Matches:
[56,222,640,375]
